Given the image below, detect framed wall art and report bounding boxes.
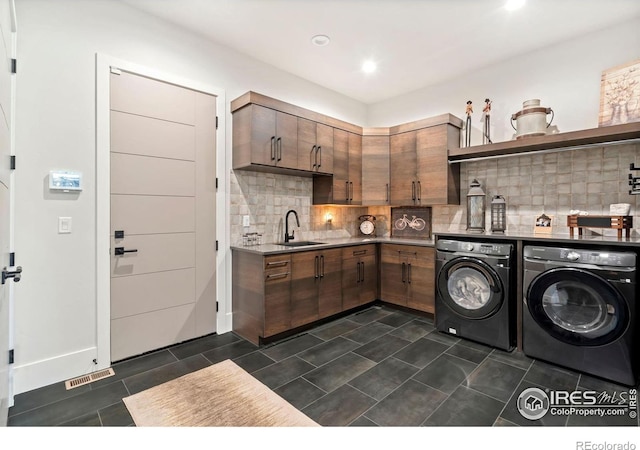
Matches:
[598,59,640,127]
[391,207,432,240]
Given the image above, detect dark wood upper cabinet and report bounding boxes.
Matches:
[297,118,334,174]
[389,120,461,206]
[362,131,390,205]
[313,129,362,205]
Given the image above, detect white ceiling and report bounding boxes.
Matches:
[120,0,640,105]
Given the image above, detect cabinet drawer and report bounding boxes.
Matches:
[264,255,291,271]
[342,244,376,259]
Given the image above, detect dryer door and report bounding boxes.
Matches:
[437,256,504,319]
[526,267,629,346]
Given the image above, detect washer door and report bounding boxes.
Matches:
[526,267,629,346]
[437,256,504,319]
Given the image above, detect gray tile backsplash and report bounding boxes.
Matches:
[230,143,640,244]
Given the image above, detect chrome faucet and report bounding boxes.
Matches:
[284,209,300,243]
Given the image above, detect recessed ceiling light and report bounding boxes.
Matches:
[311,35,330,46]
[362,60,377,74]
[505,0,525,10]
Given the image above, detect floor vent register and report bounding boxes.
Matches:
[64,368,116,390]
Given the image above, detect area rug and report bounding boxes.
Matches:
[122,359,319,427]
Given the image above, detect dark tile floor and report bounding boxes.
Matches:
[7,305,639,427]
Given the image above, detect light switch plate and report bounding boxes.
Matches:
[242,215,250,227]
[58,217,72,234]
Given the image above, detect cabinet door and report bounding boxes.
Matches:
[341,256,361,311]
[362,135,390,205]
[389,131,417,205]
[416,125,460,205]
[264,255,292,337]
[406,246,435,313]
[332,128,350,204]
[348,132,362,205]
[315,123,334,175]
[318,248,342,319]
[359,253,378,306]
[297,118,317,171]
[275,111,298,169]
[380,244,408,306]
[232,104,276,168]
[291,251,320,328]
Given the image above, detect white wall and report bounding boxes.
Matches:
[367,17,640,143]
[12,0,366,394]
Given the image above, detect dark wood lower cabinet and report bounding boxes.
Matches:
[232,243,429,345]
[291,248,342,328]
[380,244,435,314]
[342,245,377,310]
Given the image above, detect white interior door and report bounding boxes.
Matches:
[109,70,217,362]
[0,0,15,427]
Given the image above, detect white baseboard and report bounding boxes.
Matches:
[12,346,98,395]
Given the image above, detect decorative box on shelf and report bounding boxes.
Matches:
[567,215,633,239]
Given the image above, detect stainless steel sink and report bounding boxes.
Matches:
[279,241,326,247]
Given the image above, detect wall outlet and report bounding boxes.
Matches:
[242,215,250,227]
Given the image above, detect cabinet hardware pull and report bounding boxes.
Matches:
[315,255,319,279]
[356,262,360,283]
[266,260,288,267]
[353,250,367,256]
[266,272,289,280]
[398,251,418,256]
[408,263,412,284]
[346,181,350,202]
[276,137,282,161]
[270,136,276,161]
[412,181,416,201]
[317,146,322,169]
[386,183,389,202]
[417,181,421,201]
[320,255,325,278]
[311,145,316,169]
[361,261,365,283]
[402,262,406,283]
[350,181,353,201]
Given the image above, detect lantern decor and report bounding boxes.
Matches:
[491,195,507,233]
[466,179,486,233]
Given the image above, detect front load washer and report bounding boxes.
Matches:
[435,239,516,351]
[523,245,638,386]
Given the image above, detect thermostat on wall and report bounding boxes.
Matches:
[49,171,82,191]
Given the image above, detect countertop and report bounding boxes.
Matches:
[231,236,434,255]
[434,230,640,248]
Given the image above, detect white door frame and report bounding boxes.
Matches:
[95,53,231,370]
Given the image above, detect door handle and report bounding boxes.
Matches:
[114,247,138,256]
[2,266,22,284]
[311,145,316,169]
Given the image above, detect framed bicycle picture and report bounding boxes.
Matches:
[391,207,432,240]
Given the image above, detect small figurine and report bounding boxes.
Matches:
[482,98,492,144]
[464,100,473,147]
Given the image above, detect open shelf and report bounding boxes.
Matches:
[448,122,640,162]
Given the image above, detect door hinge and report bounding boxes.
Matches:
[9,349,14,364]
[11,59,16,74]
[10,155,15,170]
[215,116,218,129]
[110,67,121,75]
[9,252,15,267]
[216,302,219,312]
[215,240,219,251]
